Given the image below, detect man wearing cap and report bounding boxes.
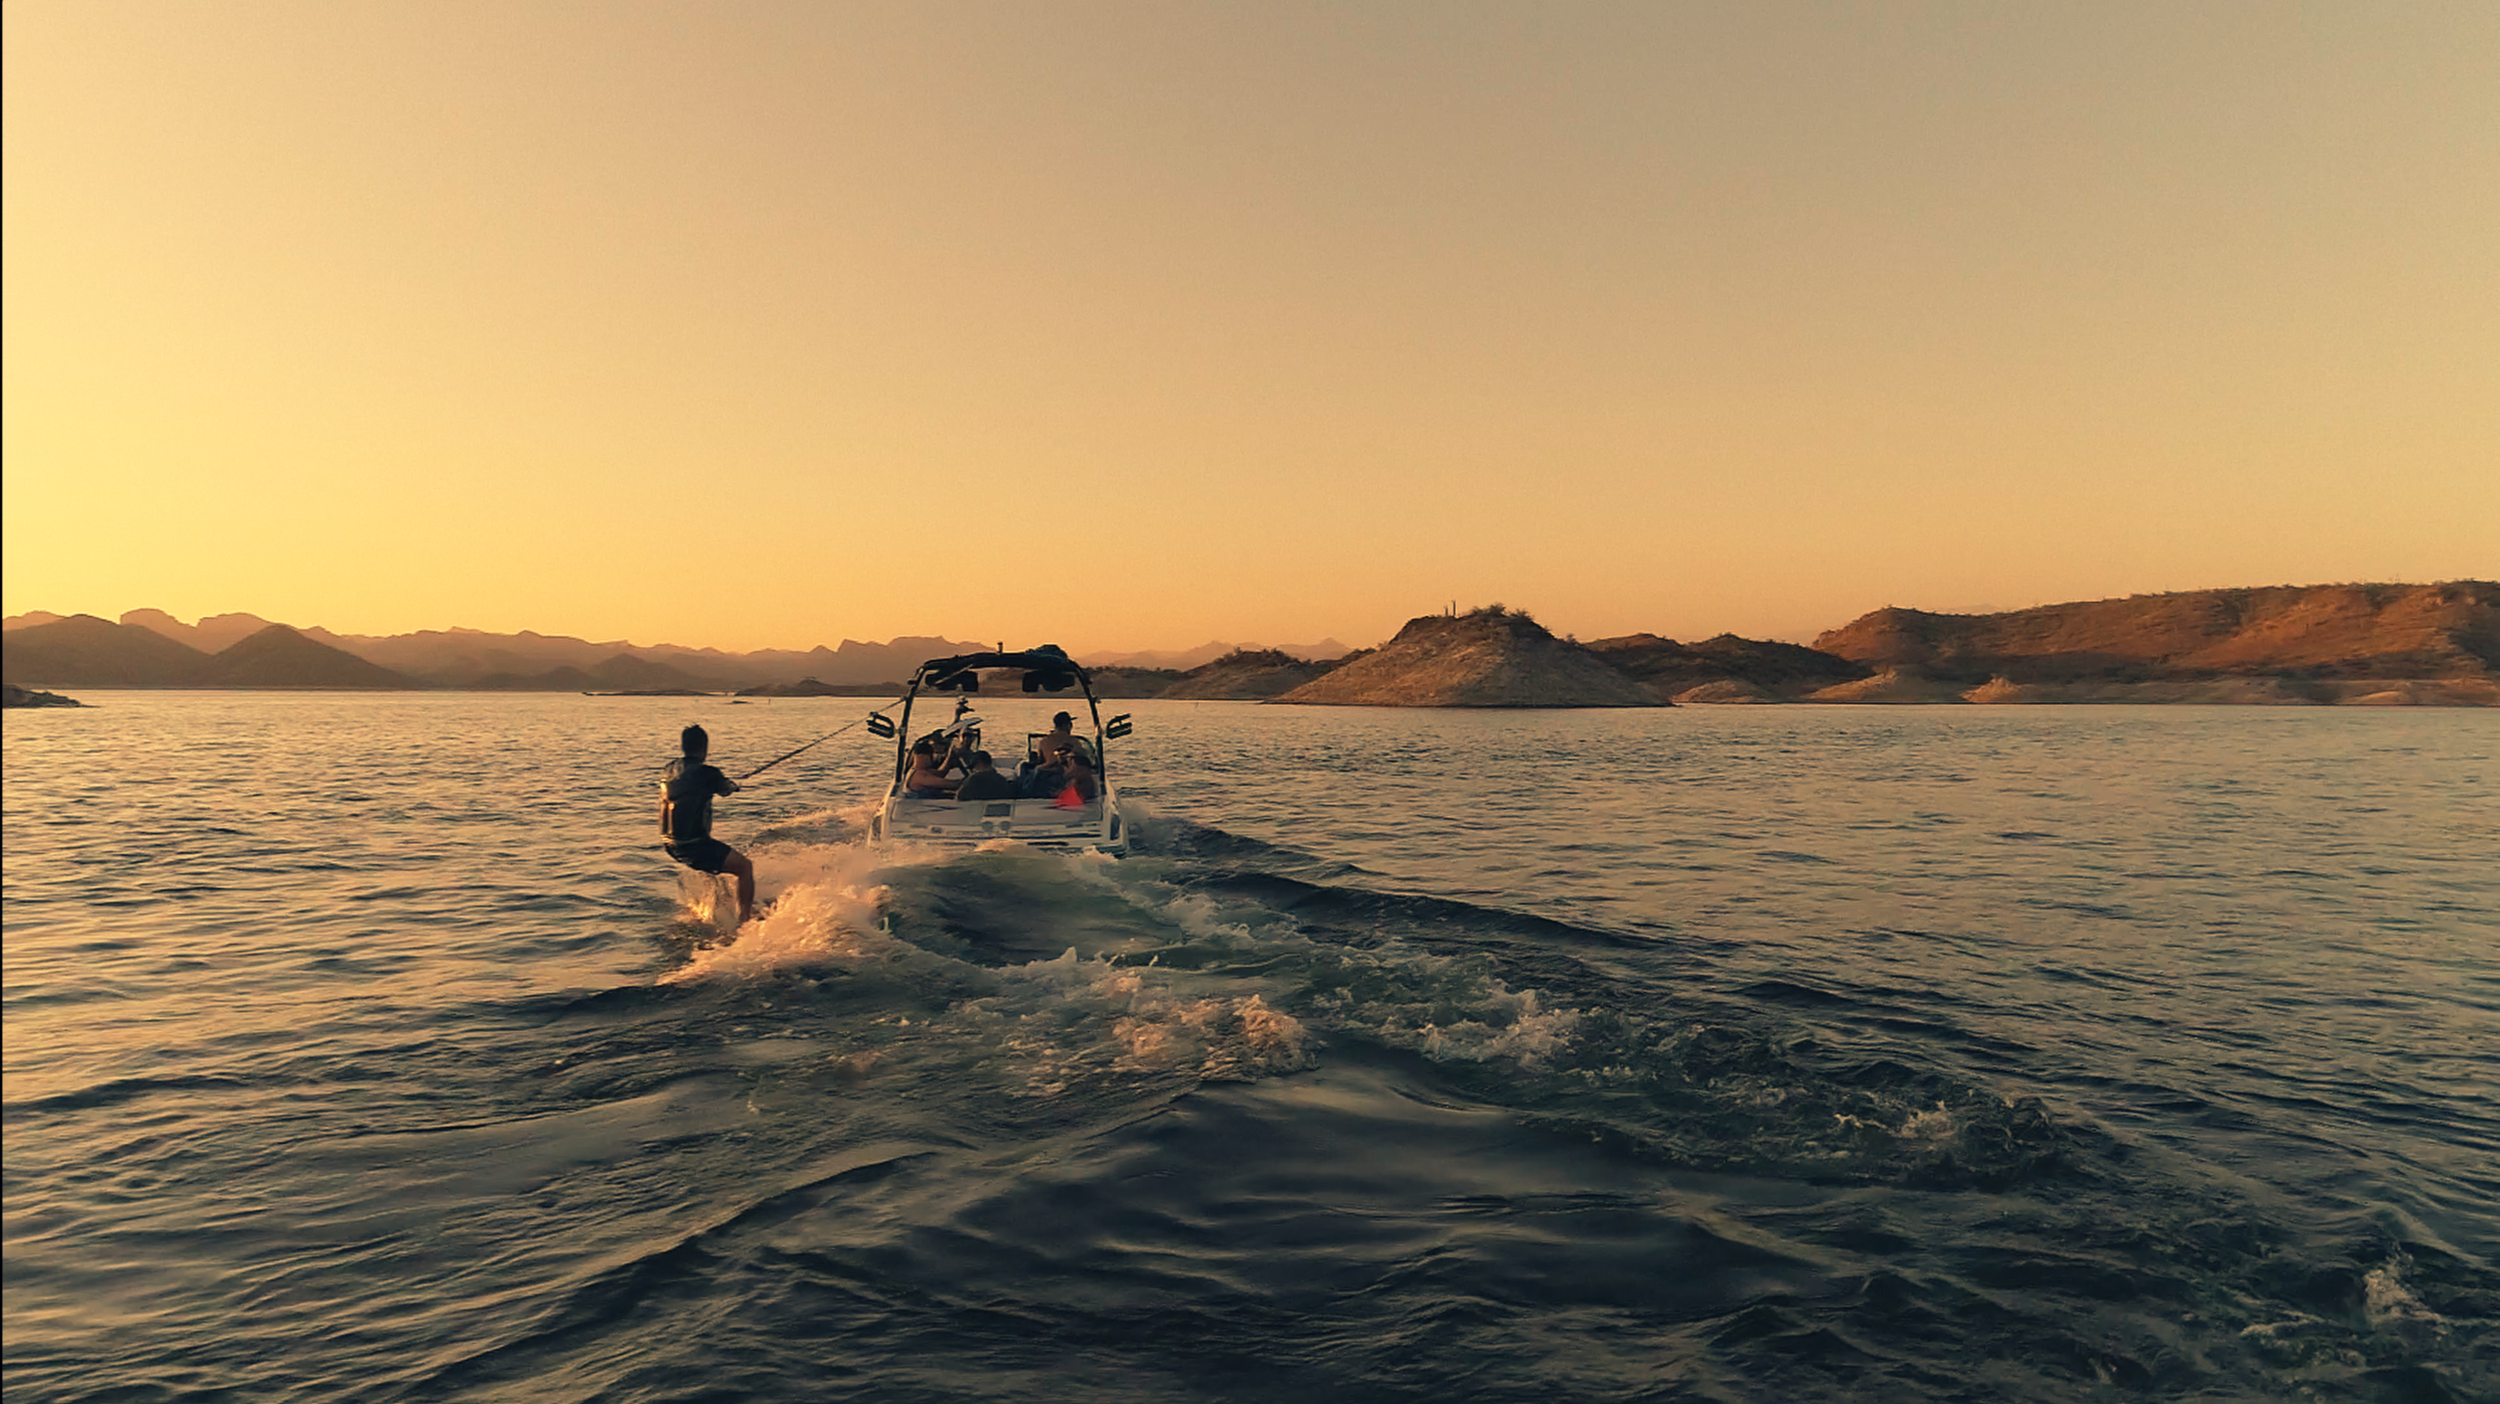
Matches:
[1035,711,1095,768]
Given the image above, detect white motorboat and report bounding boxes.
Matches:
[864,646,1133,857]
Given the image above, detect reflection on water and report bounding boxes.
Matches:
[4,694,2494,1401]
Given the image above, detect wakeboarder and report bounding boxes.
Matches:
[660,723,757,922]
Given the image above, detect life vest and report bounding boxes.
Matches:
[662,760,723,842]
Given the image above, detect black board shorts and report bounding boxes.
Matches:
[665,838,734,874]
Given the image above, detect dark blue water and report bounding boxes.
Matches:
[5,695,2494,1401]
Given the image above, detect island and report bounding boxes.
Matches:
[1273,606,1661,708]
[3,683,82,708]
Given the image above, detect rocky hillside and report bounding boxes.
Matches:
[1161,649,1347,700]
[1088,666,1186,699]
[735,677,901,698]
[1585,633,1868,702]
[4,683,83,708]
[1814,582,2498,683]
[1274,608,1659,708]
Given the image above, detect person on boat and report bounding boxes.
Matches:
[953,750,1017,801]
[1054,749,1099,808]
[1023,742,1096,807]
[660,724,757,922]
[904,739,957,799]
[1034,712,1083,767]
[940,728,979,778]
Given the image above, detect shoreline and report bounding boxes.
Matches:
[9,683,2492,708]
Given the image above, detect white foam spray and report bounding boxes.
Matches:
[662,842,920,984]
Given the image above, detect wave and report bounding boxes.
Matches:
[401,1142,942,1402]
[5,1071,260,1118]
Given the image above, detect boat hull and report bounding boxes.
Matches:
[868,786,1129,858]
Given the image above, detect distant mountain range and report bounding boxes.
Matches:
[0,611,1008,690]
[0,611,1351,692]
[6,583,2492,704]
[0,617,419,689]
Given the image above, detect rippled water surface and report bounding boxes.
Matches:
[5,694,2495,1402]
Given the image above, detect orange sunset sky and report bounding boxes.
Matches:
[5,2,2494,655]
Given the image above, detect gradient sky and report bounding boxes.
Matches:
[7,2,2495,654]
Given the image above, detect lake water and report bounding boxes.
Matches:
[4,694,2494,1402]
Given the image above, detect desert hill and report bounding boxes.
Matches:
[328,628,640,685]
[197,625,421,689]
[1815,582,2497,683]
[470,665,603,692]
[1586,632,1868,702]
[1275,608,1659,708]
[1085,638,1351,671]
[461,654,726,692]
[736,677,903,698]
[2,615,214,686]
[1088,666,1187,698]
[1803,667,1973,704]
[579,652,714,691]
[1161,649,1346,700]
[616,635,984,688]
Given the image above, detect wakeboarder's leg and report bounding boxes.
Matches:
[724,850,758,922]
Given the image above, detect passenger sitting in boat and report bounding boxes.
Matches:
[1034,712,1081,767]
[953,750,1017,801]
[1018,751,1065,800]
[1025,746,1096,808]
[904,739,955,799]
[1055,751,1099,808]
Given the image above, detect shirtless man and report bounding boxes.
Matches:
[660,724,758,922]
[1034,711,1086,767]
[903,739,957,798]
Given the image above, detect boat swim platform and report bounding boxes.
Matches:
[880,795,1125,851]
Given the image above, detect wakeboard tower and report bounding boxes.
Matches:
[864,645,1133,857]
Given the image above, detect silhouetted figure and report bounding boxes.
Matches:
[660,723,757,922]
[1056,747,1099,807]
[1034,711,1083,768]
[954,750,1017,801]
[904,738,957,798]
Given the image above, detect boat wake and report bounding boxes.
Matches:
[655,813,2076,1191]
[619,814,2498,1403]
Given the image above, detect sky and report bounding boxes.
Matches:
[6,2,2495,654]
